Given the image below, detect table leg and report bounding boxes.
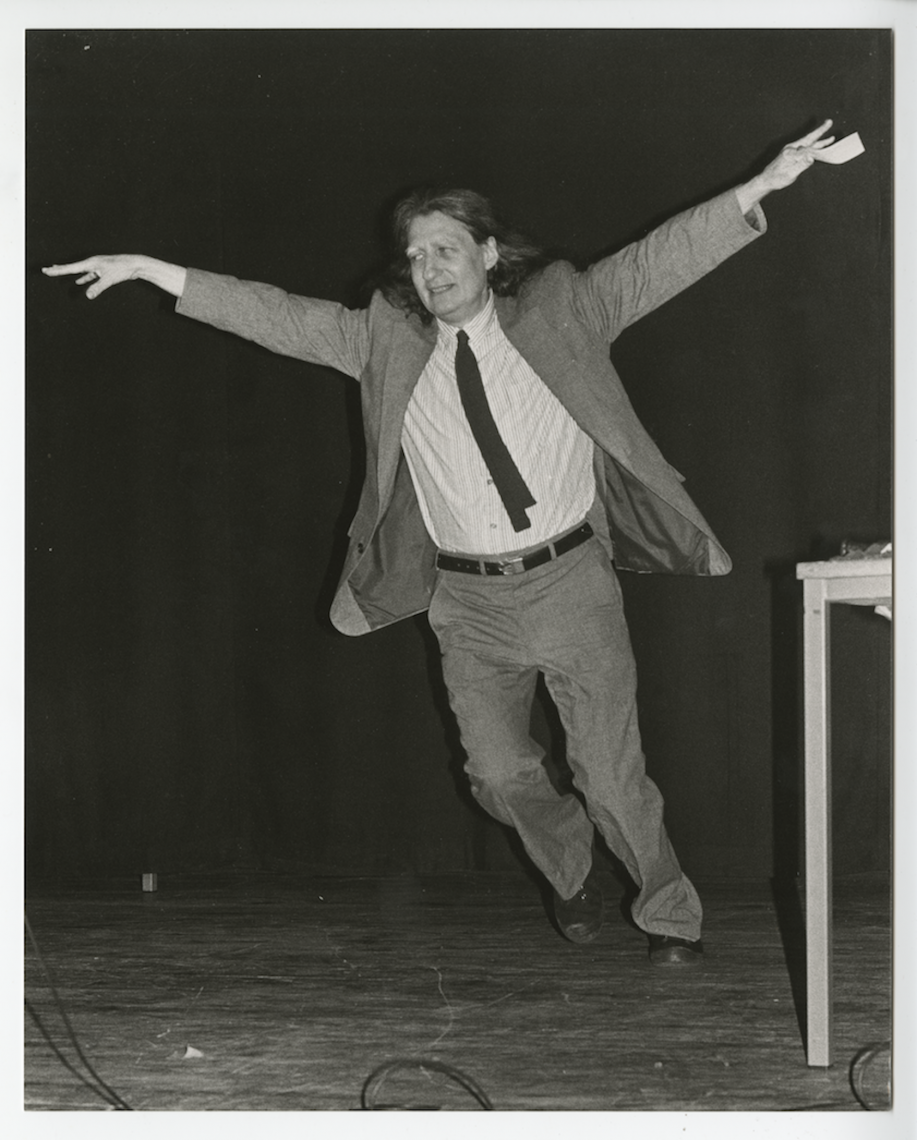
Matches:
[802,578,833,1066]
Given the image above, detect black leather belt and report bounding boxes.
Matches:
[436,522,594,576]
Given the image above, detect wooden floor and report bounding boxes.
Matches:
[23,870,891,1112]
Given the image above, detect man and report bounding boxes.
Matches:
[44,119,836,966]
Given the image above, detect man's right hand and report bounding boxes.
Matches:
[43,254,187,299]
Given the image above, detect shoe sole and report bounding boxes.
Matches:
[560,921,602,944]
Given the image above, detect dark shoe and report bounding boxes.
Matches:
[648,933,704,966]
[553,876,604,943]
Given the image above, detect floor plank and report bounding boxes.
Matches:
[23,871,891,1112]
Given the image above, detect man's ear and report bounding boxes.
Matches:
[483,236,499,270]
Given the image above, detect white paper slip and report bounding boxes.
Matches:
[814,132,865,164]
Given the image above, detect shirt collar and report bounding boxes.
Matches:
[436,290,496,347]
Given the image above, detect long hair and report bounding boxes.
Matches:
[378,187,550,322]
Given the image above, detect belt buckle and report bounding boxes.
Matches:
[495,556,527,576]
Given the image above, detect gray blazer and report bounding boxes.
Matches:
[177,189,765,635]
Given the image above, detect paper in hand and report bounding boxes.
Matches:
[814,132,865,164]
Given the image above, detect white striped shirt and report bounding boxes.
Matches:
[401,292,595,555]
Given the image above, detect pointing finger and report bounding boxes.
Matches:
[43,261,93,276]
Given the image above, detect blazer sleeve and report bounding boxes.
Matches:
[175,267,371,380]
[569,190,767,343]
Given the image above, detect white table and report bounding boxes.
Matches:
[795,556,892,1066]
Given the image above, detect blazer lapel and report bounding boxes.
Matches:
[497,301,558,380]
[375,317,437,500]
[496,296,588,410]
[495,294,648,469]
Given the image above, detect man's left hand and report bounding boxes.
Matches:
[759,119,836,191]
[736,119,835,214]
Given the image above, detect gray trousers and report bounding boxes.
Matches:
[428,534,702,941]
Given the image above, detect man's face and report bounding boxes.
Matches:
[406,211,499,327]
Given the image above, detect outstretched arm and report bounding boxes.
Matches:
[44,255,373,378]
[735,119,836,215]
[42,254,187,299]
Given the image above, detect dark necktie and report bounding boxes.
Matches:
[454,329,536,532]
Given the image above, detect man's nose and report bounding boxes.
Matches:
[423,258,441,282]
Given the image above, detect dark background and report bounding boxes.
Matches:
[25,29,892,886]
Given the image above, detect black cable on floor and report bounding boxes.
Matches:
[850,1041,891,1110]
[24,912,133,1111]
[780,1041,892,1112]
[361,1057,493,1110]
